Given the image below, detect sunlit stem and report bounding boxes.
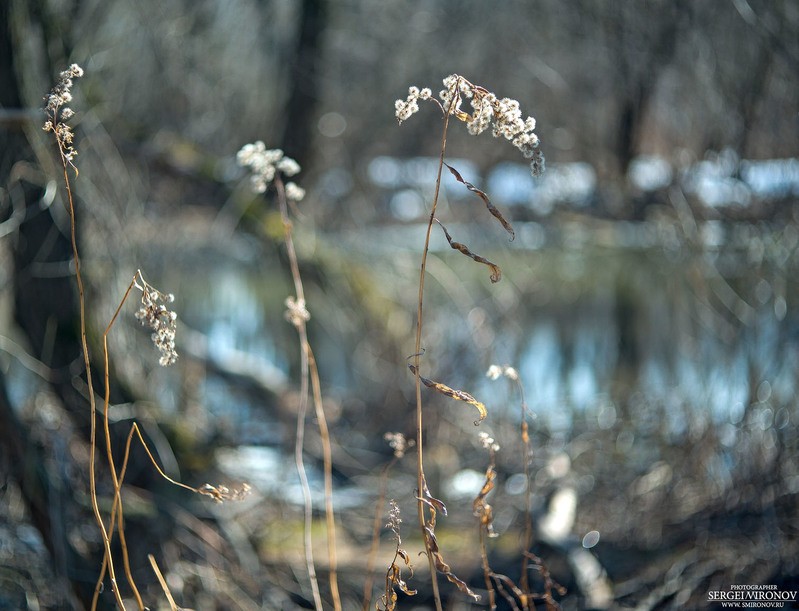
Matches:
[50,107,127,609]
[275,175,340,611]
[414,84,457,611]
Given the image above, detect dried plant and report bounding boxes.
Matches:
[44,61,129,608]
[362,433,415,610]
[486,365,565,610]
[133,274,179,366]
[39,60,554,610]
[237,142,340,611]
[44,66,249,611]
[394,74,544,608]
[377,500,417,611]
[395,74,545,177]
[474,432,500,608]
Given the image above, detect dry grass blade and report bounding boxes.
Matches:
[434,218,502,283]
[443,162,515,240]
[408,364,487,423]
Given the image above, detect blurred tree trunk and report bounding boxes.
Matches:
[595,1,686,178]
[279,0,328,168]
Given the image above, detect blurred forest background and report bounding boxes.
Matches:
[1,0,798,609]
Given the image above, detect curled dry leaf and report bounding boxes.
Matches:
[473,465,498,536]
[420,477,448,518]
[444,162,515,240]
[435,219,502,283]
[418,478,480,602]
[409,364,488,423]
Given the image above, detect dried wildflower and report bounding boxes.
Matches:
[43,63,84,167]
[285,182,305,202]
[478,431,500,453]
[277,157,301,177]
[134,272,179,367]
[487,363,518,381]
[198,482,252,503]
[386,499,403,536]
[284,296,310,327]
[486,365,503,380]
[383,431,414,459]
[396,74,545,177]
[237,141,304,196]
[378,500,417,611]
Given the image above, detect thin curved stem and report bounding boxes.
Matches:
[92,273,147,609]
[413,96,454,611]
[276,176,340,611]
[54,139,125,609]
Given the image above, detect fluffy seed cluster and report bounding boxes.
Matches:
[236,141,304,201]
[383,431,413,458]
[284,296,311,327]
[386,499,403,537]
[134,279,178,367]
[394,86,433,123]
[395,74,545,177]
[43,63,84,164]
[198,482,252,503]
[486,364,519,381]
[478,431,501,452]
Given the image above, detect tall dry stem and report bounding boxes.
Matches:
[236,143,340,610]
[277,173,340,611]
[44,63,129,609]
[411,99,454,611]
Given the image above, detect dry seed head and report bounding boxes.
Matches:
[383,431,413,458]
[386,499,402,536]
[478,431,500,452]
[134,276,179,367]
[284,296,311,327]
[396,74,545,177]
[198,482,252,503]
[486,364,503,380]
[237,141,304,198]
[43,63,84,164]
[394,85,431,123]
[284,181,306,202]
[487,363,519,381]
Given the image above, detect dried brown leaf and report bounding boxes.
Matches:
[417,477,480,602]
[435,219,502,283]
[444,162,515,240]
[473,465,497,534]
[420,478,448,518]
[477,466,496,500]
[423,526,481,601]
[409,364,488,423]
